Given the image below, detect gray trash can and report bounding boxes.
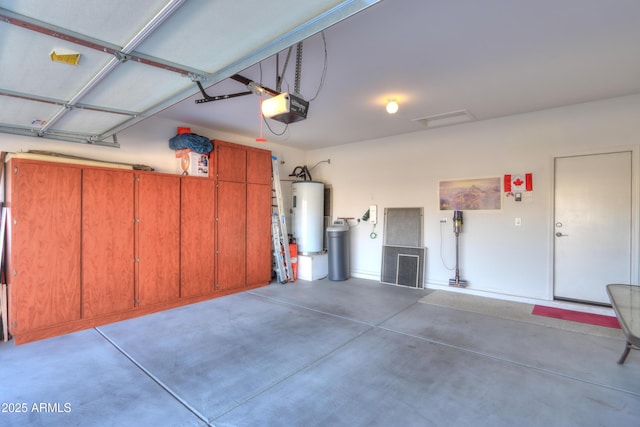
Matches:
[327,223,349,281]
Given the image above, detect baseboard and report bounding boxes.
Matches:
[350,270,381,282]
[425,282,615,317]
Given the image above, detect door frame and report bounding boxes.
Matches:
[549,145,640,301]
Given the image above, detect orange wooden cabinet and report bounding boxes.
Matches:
[5,141,270,344]
[216,180,247,291]
[84,170,185,313]
[214,140,273,289]
[247,149,272,185]
[216,142,246,182]
[6,160,82,334]
[246,147,273,285]
[247,182,272,285]
[136,172,181,306]
[82,168,136,318]
[247,149,274,285]
[180,176,216,298]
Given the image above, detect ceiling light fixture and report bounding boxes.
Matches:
[386,98,399,114]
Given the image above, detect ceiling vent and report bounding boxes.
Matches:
[413,109,474,128]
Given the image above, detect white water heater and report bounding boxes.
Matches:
[292,181,324,254]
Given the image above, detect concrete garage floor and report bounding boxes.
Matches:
[1,277,639,426]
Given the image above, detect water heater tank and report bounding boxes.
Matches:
[292,181,324,254]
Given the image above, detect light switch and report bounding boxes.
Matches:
[515,217,522,226]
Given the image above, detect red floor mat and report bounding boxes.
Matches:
[532,305,620,329]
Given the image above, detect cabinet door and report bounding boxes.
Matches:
[82,168,135,317]
[181,177,216,297]
[217,143,246,182]
[217,180,246,290]
[10,161,81,331]
[138,174,181,306]
[247,149,272,185]
[247,183,272,285]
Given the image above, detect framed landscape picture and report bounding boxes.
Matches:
[439,177,501,210]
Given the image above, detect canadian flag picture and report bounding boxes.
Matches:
[504,173,533,192]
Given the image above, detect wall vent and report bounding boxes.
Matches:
[413,109,474,128]
[381,246,426,288]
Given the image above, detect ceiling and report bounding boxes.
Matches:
[2,0,640,151]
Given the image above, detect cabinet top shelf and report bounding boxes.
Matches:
[5,151,144,170]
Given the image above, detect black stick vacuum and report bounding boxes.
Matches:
[449,210,468,288]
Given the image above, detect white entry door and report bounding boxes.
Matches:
[554,151,632,304]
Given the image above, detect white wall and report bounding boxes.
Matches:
[306,94,640,302]
[3,94,639,303]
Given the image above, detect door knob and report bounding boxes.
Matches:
[555,232,568,237]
